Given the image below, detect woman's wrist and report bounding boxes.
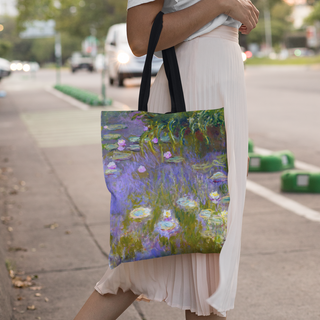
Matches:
[207,0,230,16]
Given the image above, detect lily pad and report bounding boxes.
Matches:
[104,168,122,176]
[104,124,127,131]
[160,135,179,143]
[128,136,140,143]
[103,134,121,140]
[176,197,198,209]
[111,151,132,161]
[129,207,151,219]
[221,195,230,203]
[160,135,171,143]
[157,220,177,231]
[209,172,227,183]
[140,136,150,142]
[199,209,215,219]
[165,156,185,163]
[192,162,214,172]
[127,145,141,151]
[212,159,227,167]
[103,143,118,151]
[201,230,215,239]
[209,216,224,226]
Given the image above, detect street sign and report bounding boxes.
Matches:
[306,25,320,48]
[19,20,56,39]
[82,36,98,57]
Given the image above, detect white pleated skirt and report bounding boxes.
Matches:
[95,25,248,317]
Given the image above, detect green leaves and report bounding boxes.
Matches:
[16,0,128,40]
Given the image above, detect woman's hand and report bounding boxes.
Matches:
[220,0,259,35]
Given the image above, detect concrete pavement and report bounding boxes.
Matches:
[1,68,320,319]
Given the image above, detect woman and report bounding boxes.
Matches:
[74,0,259,319]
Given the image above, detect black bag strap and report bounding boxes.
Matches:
[138,11,186,113]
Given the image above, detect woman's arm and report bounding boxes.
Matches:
[127,0,259,57]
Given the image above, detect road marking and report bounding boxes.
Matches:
[246,179,320,222]
[248,147,320,222]
[20,95,132,148]
[254,147,320,172]
[21,109,103,148]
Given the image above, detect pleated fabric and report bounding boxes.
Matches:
[94,25,248,317]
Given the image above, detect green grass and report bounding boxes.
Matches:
[54,84,112,106]
[245,55,320,65]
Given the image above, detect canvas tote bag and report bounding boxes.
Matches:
[101,11,230,269]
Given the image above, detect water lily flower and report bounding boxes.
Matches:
[209,191,220,204]
[152,137,158,143]
[138,165,146,173]
[164,151,172,159]
[163,210,171,219]
[143,126,149,131]
[176,197,198,209]
[117,139,126,146]
[117,146,125,151]
[220,210,228,218]
[107,162,117,169]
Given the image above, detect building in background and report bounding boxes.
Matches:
[284,0,313,29]
[0,0,18,16]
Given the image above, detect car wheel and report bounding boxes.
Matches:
[72,68,76,73]
[118,73,124,87]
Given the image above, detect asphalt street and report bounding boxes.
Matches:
[0,66,319,320]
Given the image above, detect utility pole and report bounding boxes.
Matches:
[264,0,273,54]
[55,32,62,85]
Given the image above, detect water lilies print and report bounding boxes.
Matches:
[101,108,230,269]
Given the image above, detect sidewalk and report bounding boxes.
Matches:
[1,78,320,319]
[0,87,184,320]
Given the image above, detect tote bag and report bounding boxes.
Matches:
[101,11,230,269]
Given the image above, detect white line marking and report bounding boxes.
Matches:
[254,147,320,172]
[246,179,320,222]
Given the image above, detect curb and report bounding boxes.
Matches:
[45,86,132,112]
[0,229,13,320]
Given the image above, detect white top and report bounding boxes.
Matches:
[127,0,241,58]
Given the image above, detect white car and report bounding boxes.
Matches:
[105,23,163,87]
[10,61,40,72]
[0,58,11,80]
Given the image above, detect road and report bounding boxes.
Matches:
[0,66,319,320]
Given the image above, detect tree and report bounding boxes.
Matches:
[246,0,294,46]
[16,0,127,42]
[0,15,80,64]
[0,40,12,58]
[304,1,320,24]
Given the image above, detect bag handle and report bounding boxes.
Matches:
[138,11,186,113]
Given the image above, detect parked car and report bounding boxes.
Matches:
[0,58,11,81]
[70,52,94,73]
[10,61,40,73]
[105,23,162,87]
